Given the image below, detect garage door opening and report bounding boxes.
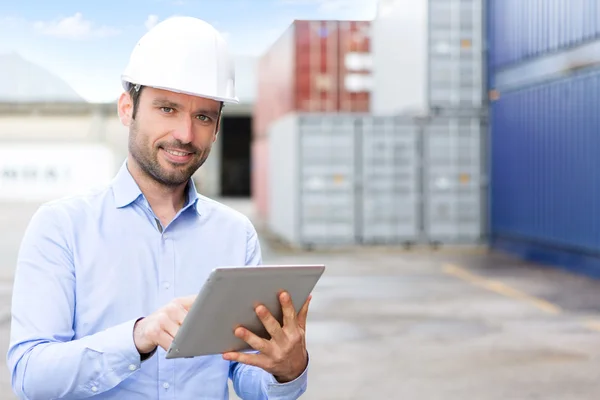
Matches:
[220,116,251,197]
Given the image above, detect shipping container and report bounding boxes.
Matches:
[266,112,483,248]
[370,0,428,115]
[361,115,420,243]
[423,114,486,244]
[488,0,600,71]
[428,0,485,110]
[489,67,600,277]
[268,113,358,246]
[250,138,269,219]
[253,20,371,138]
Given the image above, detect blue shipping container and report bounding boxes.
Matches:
[489,68,600,278]
[488,0,600,71]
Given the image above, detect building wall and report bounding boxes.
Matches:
[0,102,253,201]
[370,0,427,115]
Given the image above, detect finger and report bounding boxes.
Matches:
[234,326,272,354]
[162,317,182,339]
[222,350,272,369]
[255,305,286,343]
[166,302,188,325]
[297,294,312,330]
[156,329,174,352]
[175,295,196,310]
[279,291,297,328]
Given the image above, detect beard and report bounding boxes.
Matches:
[128,118,211,187]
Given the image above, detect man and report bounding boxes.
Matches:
[6,16,310,399]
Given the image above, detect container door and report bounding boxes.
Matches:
[299,115,357,245]
[360,116,420,244]
[423,115,484,243]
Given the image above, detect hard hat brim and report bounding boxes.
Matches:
[121,78,240,104]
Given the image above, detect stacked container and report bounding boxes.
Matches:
[428,0,485,110]
[268,113,358,246]
[423,114,484,243]
[487,0,600,277]
[267,113,484,248]
[360,116,421,243]
[252,19,372,218]
[253,19,371,138]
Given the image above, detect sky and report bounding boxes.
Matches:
[0,0,378,103]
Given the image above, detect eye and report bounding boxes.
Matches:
[160,107,174,113]
[196,115,211,122]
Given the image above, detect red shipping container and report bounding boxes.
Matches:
[253,20,371,138]
[251,137,269,220]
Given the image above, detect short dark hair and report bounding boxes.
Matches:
[127,83,144,120]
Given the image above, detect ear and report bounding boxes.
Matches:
[117,91,133,127]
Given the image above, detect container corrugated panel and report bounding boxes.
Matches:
[361,116,420,244]
[253,20,371,138]
[424,115,484,243]
[488,0,599,71]
[337,20,371,112]
[268,114,300,245]
[253,23,295,138]
[428,0,484,109]
[298,114,357,245]
[490,69,600,263]
[295,20,341,112]
[250,138,269,219]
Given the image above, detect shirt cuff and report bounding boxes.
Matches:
[80,318,145,387]
[264,354,309,398]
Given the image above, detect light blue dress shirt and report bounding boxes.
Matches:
[6,161,308,400]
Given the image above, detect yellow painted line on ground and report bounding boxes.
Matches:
[442,263,563,315]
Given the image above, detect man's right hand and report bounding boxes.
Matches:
[133,295,196,354]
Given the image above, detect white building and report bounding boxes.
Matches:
[0,53,255,202]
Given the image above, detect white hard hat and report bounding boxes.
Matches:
[121,16,238,104]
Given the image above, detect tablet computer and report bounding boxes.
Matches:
[165,264,326,359]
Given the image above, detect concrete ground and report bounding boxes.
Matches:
[1,199,600,399]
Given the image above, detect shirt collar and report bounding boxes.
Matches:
[111,160,201,214]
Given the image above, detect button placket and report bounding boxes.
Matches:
[158,230,176,397]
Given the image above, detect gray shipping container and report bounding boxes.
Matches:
[423,115,485,243]
[267,112,484,248]
[428,0,484,110]
[360,116,420,244]
[268,113,358,247]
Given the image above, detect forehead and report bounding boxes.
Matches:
[142,86,222,112]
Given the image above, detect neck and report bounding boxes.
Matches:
[127,155,188,225]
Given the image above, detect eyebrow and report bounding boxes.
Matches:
[152,98,220,118]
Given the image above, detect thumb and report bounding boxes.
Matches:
[297,294,312,330]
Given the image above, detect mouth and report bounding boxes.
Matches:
[160,147,195,164]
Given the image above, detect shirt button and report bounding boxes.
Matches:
[129,364,137,371]
[91,386,98,392]
[163,281,170,289]
[163,382,170,389]
[163,233,168,239]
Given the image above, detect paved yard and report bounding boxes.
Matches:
[1,199,600,399]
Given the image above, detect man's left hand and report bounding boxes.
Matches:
[222,291,312,383]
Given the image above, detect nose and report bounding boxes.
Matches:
[171,114,194,144]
